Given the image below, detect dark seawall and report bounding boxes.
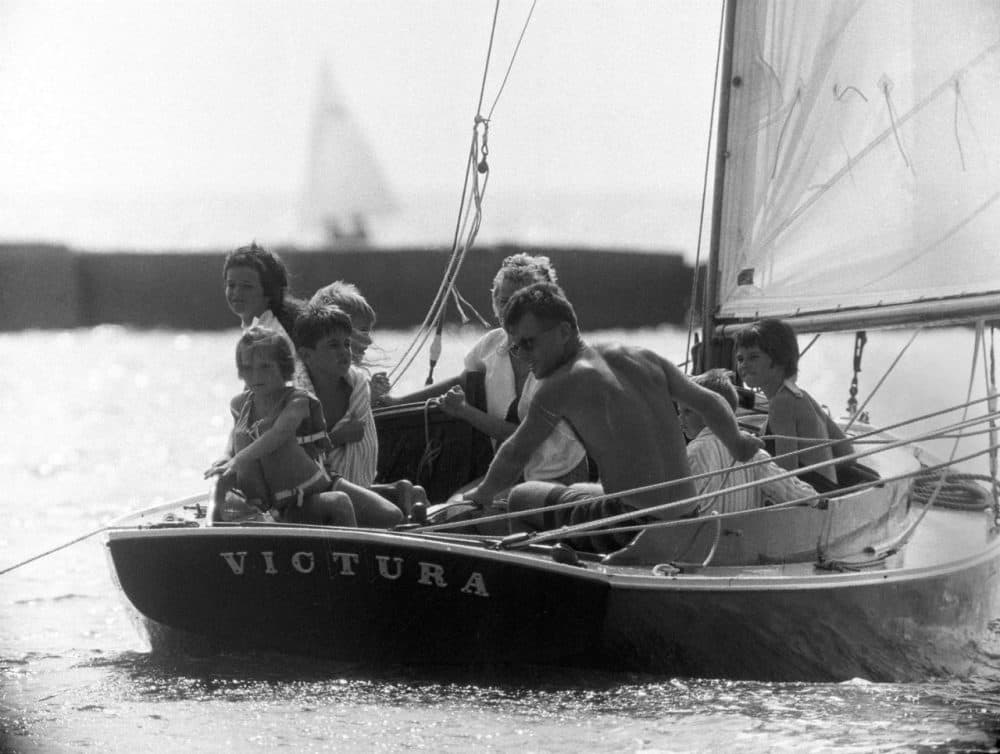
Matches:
[1,243,693,331]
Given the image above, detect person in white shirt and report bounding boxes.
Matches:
[382,253,588,488]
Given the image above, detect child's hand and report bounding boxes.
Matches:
[437,386,466,416]
[205,457,236,479]
[329,419,365,446]
[370,372,391,404]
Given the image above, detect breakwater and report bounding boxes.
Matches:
[1,243,693,331]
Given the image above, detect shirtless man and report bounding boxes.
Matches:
[464,282,762,562]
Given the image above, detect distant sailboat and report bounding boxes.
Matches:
[301,64,396,246]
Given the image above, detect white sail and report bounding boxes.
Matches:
[301,64,396,243]
[715,0,1000,330]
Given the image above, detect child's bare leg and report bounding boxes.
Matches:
[334,478,404,528]
[287,491,356,526]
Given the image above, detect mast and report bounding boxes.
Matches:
[700,0,738,368]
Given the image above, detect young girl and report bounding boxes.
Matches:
[734,318,852,491]
[205,327,355,526]
[223,242,312,391]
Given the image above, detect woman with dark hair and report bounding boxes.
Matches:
[223,241,306,335]
[223,241,311,389]
[733,318,852,490]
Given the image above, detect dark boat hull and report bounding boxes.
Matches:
[603,540,1000,681]
[106,506,1000,680]
[107,526,609,666]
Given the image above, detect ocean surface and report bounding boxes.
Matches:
[2,326,1000,753]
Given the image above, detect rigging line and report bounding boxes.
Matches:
[0,526,109,576]
[843,327,921,434]
[953,80,967,172]
[522,441,1000,547]
[485,0,537,121]
[988,326,1000,524]
[798,332,820,359]
[421,407,1000,534]
[483,397,1000,535]
[770,88,802,179]
[387,136,481,383]
[389,1,500,383]
[883,324,992,548]
[859,190,1000,290]
[753,38,1000,258]
[520,434,989,547]
[685,0,729,374]
[0,492,207,575]
[475,1,501,117]
[388,171,487,388]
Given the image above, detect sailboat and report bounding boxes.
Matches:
[301,64,396,246]
[105,1,1000,681]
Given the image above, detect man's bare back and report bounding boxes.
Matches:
[465,283,761,560]
[539,342,696,512]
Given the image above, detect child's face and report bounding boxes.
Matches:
[302,330,354,379]
[735,345,782,390]
[225,266,269,325]
[238,348,286,397]
[678,403,704,440]
[350,315,374,364]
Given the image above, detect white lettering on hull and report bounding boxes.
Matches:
[219,549,490,597]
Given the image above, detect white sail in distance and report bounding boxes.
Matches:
[714,0,1000,331]
[301,64,397,243]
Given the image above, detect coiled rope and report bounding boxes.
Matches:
[910,470,997,511]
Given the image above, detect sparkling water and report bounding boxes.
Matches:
[2,327,999,753]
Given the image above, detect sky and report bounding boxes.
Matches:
[0,1,723,253]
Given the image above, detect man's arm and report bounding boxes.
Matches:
[439,385,518,441]
[465,387,563,504]
[665,359,762,462]
[381,373,465,406]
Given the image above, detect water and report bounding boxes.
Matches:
[2,327,1000,753]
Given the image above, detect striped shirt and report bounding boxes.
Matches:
[323,365,378,486]
[686,428,816,514]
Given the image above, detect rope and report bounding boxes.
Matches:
[520,440,1000,548]
[843,327,922,434]
[386,0,536,391]
[0,526,110,576]
[0,493,206,576]
[414,399,443,485]
[419,404,1000,537]
[684,0,729,374]
[910,470,997,510]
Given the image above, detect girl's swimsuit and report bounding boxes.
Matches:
[232,386,336,510]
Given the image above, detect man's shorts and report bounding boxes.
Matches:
[511,481,649,554]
